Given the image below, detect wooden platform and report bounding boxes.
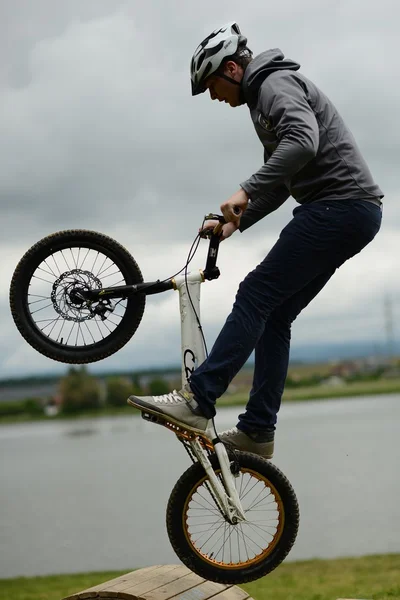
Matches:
[62,564,254,600]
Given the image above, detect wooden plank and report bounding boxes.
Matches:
[106,566,183,594]
[163,580,230,600]
[62,566,170,600]
[83,566,160,593]
[107,565,186,596]
[120,566,212,597]
[145,572,205,600]
[211,587,252,600]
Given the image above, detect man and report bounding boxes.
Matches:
[128,23,383,459]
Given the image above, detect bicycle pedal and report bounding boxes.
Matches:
[141,412,163,425]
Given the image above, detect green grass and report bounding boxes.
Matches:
[0,405,135,425]
[243,554,400,600]
[1,554,399,600]
[220,377,400,407]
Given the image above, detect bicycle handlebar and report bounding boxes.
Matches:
[198,208,243,280]
[201,212,234,281]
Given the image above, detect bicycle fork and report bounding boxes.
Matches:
[175,268,246,522]
[189,433,246,524]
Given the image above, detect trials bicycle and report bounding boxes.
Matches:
[9,215,299,584]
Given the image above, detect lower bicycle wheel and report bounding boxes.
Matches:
[9,230,146,364]
[166,452,299,585]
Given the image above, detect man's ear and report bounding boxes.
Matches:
[224,60,237,75]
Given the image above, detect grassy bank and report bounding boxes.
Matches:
[1,554,399,600]
[1,377,400,425]
[222,377,400,406]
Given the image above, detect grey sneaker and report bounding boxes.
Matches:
[127,384,208,435]
[218,427,274,459]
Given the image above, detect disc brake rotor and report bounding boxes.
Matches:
[51,269,103,322]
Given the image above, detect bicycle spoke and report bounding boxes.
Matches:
[50,253,62,276]
[78,247,91,270]
[196,520,226,550]
[104,316,121,327]
[32,274,54,285]
[91,251,100,274]
[47,316,62,338]
[195,490,223,512]
[57,317,67,343]
[240,477,263,503]
[37,265,59,279]
[202,521,234,559]
[236,527,241,563]
[83,320,96,344]
[66,322,76,345]
[237,523,250,562]
[244,521,276,542]
[245,484,271,511]
[39,318,62,332]
[238,472,254,499]
[189,520,222,527]
[95,254,108,278]
[239,522,266,553]
[60,249,72,271]
[30,302,54,315]
[93,317,106,340]
[210,521,237,563]
[28,297,50,306]
[69,247,78,270]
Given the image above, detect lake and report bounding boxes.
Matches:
[0,394,399,578]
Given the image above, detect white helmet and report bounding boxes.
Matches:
[191,22,248,96]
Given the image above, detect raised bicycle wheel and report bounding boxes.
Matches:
[166,451,299,585]
[9,230,145,364]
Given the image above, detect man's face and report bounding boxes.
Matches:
[204,61,244,107]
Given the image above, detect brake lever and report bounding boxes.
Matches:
[199,208,241,238]
[204,213,226,223]
[199,228,213,239]
[199,213,226,239]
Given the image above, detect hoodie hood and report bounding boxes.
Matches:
[242,49,300,106]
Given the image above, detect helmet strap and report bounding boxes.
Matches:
[215,72,241,87]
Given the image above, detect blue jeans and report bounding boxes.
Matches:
[189,199,382,433]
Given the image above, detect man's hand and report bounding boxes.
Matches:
[220,188,249,227]
[199,220,238,241]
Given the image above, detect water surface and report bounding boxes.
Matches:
[1,394,399,578]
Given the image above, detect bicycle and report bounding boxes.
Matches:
[9,214,299,584]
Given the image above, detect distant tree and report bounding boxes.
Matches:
[106,377,133,407]
[131,373,143,395]
[24,398,43,416]
[148,377,170,396]
[60,366,101,414]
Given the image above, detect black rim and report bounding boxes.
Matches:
[24,243,132,350]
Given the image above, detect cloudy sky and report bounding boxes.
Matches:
[1,0,398,379]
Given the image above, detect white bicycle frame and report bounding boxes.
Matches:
[172,270,246,523]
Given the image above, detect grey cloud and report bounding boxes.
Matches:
[0,0,398,377]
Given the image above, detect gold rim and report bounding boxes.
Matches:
[182,467,285,569]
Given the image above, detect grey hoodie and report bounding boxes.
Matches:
[239,50,383,232]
